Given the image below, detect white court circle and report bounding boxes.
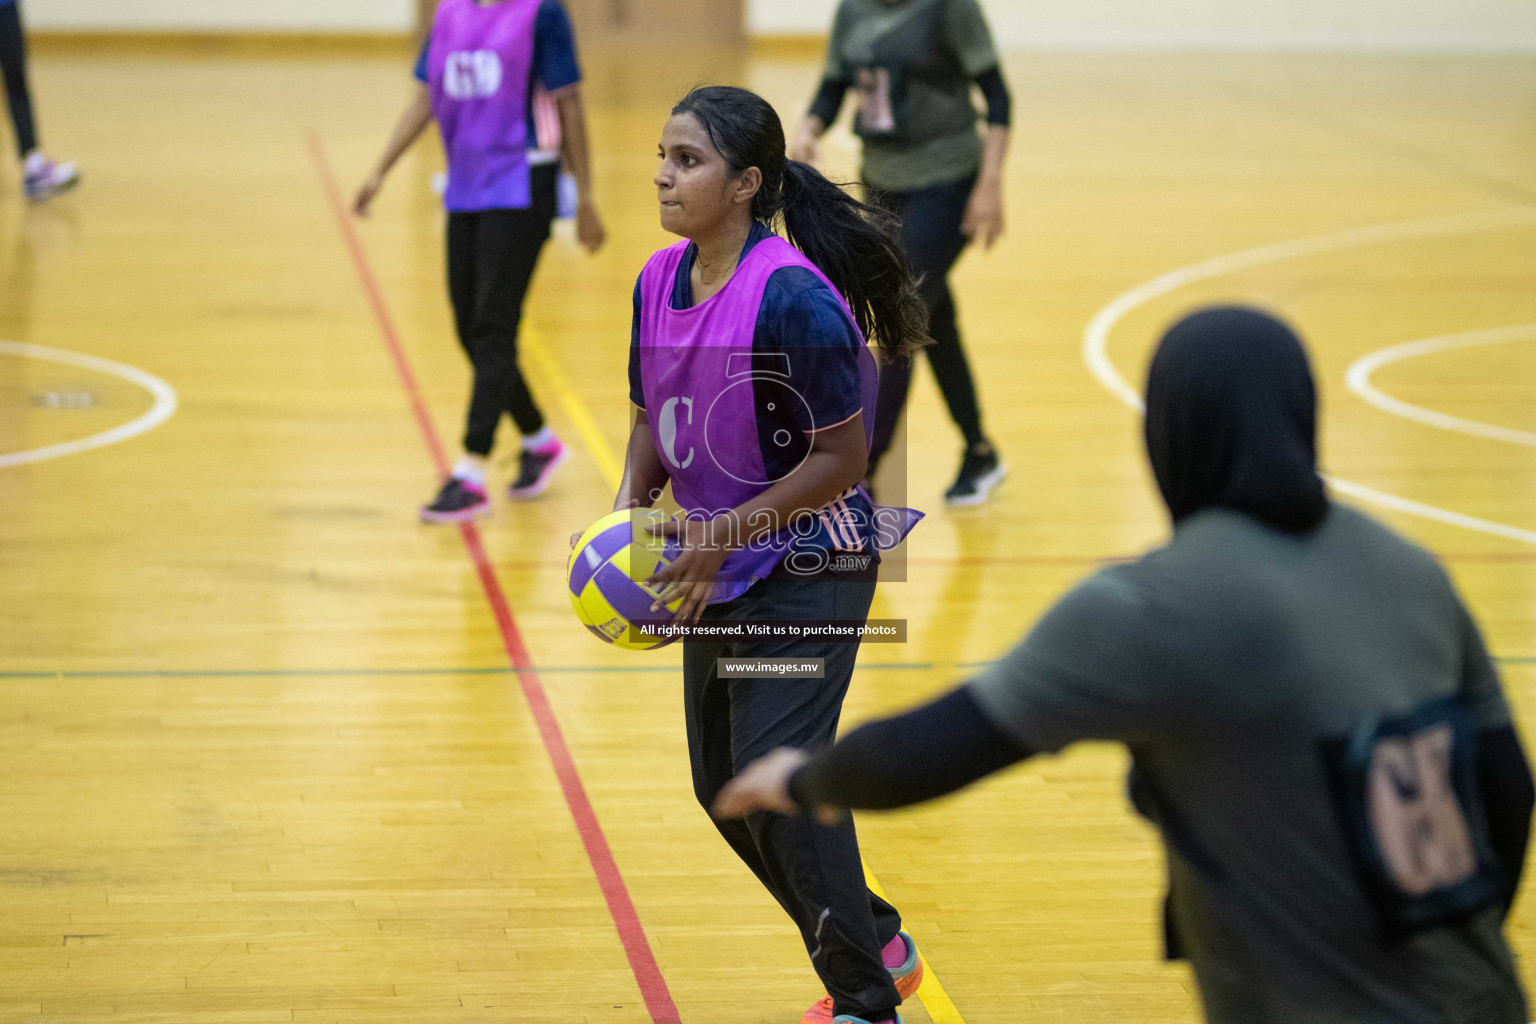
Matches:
[0,340,178,469]
[1081,207,1536,547]
[1346,325,1536,449]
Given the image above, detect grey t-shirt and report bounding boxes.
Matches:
[970,505,1525,1024]
[823,0,1000,192]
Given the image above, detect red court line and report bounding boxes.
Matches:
[910,552,1536,565]
[307,135,681,1024]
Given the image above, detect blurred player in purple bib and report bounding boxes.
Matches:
[355,0,605,522]
[613,85,928,1024]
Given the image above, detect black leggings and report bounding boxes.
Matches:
[867,173,987,472]
[683,560,903,1022]
[445,163,557,457]
[0,2,37,158]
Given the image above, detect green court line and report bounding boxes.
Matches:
[0,662,934,679]
[956,657,1536,667]
[0,666,648,679]
[0,658,1528,680]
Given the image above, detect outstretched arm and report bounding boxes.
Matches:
[716,569,1173,822]
[713,685,1030,822]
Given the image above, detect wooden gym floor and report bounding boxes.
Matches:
[1,38,1534,1024]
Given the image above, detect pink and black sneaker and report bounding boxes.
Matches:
[420,476,491,523]
[507,436,569,500]
[24,156,80,203]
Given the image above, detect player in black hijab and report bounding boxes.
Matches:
[1144,306,1328,533]
[714,306,1533,1024]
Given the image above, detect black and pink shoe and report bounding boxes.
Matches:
[507,437,569,500]
[419,476,491,523]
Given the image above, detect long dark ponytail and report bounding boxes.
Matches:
[670,85,929,360]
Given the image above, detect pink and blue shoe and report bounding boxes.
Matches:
[802,931,921,1024]
[507,435,569,500]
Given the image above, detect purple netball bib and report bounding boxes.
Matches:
[637,235,921,604]
[427,0,538,212]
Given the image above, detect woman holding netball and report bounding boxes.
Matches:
[614,85,927,1024]
[355,0,604,522]
[791,0,1012,505]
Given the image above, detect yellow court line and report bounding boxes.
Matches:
[863,866,968,1024]
[523,325,969,1024]
[522,325,624,490]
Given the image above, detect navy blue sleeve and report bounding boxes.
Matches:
[629,277,645,409]
[413,36,430,83]
[788,686,1031,811]
[975,66,1011,127]
[756,267,864,432]
[534,0,582,92]
[808,77,849,126]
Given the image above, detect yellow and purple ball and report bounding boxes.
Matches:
[567,509,681,650]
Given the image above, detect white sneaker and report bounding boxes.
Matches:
[24,157,80,203]
[944,445,1006,506]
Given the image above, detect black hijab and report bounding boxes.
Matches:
[1143,306,1329,534]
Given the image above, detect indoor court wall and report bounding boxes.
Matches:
[22,0,415,34]
[749,0,1536,51]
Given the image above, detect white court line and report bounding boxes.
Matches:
[1345,325,1536,448]
[1081,206,1536,547]
[0,340,178,469]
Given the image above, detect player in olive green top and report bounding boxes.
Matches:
[791,0,1011,505]
[717,307,1534,1024]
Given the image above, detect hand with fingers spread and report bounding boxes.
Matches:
[713,748,846,825]
[645,515,732,624]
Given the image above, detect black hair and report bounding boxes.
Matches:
[670,85,929,359]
